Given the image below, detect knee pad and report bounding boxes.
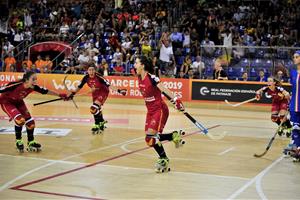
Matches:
[271,114,279,122]
[279,115,285,121]
[25,118,35,130]
[14,114,25,126]
[145,134,160,147]
[90,103,101,115]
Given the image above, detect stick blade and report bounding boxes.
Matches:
[253,151,267,158]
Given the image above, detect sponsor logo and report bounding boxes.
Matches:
[52,79,81,90]
[200,87,210,96]
[0,127,71,136]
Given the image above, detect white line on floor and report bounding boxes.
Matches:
[226,155,284,200]
[0,136,143,192]
[0,153,250,181]
[218,147,235,155]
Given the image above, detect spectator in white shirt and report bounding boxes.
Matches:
[201,36,215,56]
[191,56,205,79]
[159,33,176,77]
[220,29,233,55]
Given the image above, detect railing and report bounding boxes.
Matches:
[198,45,299,81]
[51,32,85,72]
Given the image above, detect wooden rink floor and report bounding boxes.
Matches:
[0,95,299,200]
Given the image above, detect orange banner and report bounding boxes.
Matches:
[0,73,190,101]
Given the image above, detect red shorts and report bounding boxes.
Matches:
[1,100,31,121]
[145,103,169,133]
[271,101,288,113]
[92,91,109,105]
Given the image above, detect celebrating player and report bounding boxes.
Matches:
[284,50,300,161]
[134,55,185,173]
[71,65,127,134]
[255,77,292,137]
[0,71,70,152]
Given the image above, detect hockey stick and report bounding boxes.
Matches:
[162,92,208,134]
[254,113,288,158]
[225,97,257,107]
[33,98,63,106]
[63,75,79,109]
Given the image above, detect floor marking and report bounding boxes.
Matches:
[226,156,284,200]
[8,125,219,200]
[0,136,143,192]
[0,154,249,181]
[218,147,235,155]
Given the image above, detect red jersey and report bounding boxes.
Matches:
[138,73,165,112]
[78,73,110,99]
[262,86,288,104]
[0,81,48,104]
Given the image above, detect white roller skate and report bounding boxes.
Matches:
[172,130,185,148]
[16,139,24,153]
[155,157,170,173]
[27,140,41,152]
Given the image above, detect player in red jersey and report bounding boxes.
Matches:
[71,65,127,134]
[0,71,70,152]
[134,55,185,173]
[256,77,292,137]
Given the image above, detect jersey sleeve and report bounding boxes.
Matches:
[149,74,160,86]
[261,86,269,93]
[77,75,88,89]
[96,74,110,87]
[0,82,22,93]
[33,85,49,94]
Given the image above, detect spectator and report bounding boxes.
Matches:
[256,70,268,82]
[77,50,91,71]
[140,36,152,57]
[159,34,176,77]
[64,66,77,74]
[98,58,109,76]
[179,55,192,78]
[35,55,46,73]
[44,55,53,73]
[213,60,228,80]
[30,64,41,73]
[191,56,205,79]
[201,36,215,56]
[275,70,288,83]
[22,56,33,70]
[239,72,249,81]
[113,59,124,76]
[4,53,16,72]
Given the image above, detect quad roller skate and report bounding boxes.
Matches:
[91,124,101,134]
[155,157,170,173]
[99,120,108,131]
[291,148,300,162]
[283,144,296,156]
[27,140,41,152]
[16,139,24,153]
[284,127,292,138]
[172,130,185,148]
[277,126,284,136]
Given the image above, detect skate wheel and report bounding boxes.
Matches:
[181,140,185,145]
[167,167,171,172]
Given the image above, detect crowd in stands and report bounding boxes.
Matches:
[1,0,300,82]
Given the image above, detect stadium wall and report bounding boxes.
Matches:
[0,72,291,104]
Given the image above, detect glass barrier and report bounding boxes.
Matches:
[199,45,299,82]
